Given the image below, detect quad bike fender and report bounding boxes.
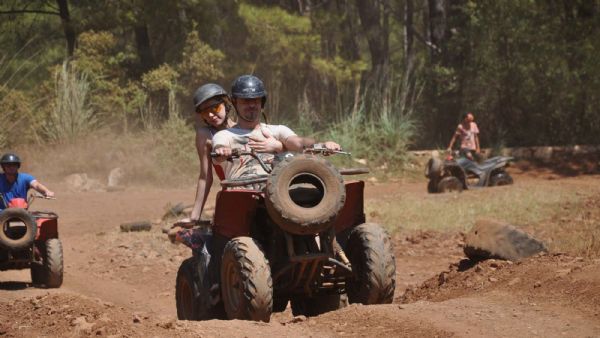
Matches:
[213,190,261,239]
[7,198,28,209]
[424,158,443,179]
[443,163,468,188]
[334,181,366,234]
[489,156,513,170]
[36,218,58,241]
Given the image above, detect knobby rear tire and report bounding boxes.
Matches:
[346,223,396,305]
[221,237,273,322]
[31,238,63,288]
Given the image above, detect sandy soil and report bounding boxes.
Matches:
[1,170,599,337]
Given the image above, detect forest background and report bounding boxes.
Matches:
[1,0,599,178]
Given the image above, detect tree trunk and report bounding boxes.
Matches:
[56,0,76,57]
[427,0,447,62]
[356,0,389,75]
[401,0,416,114]
[404,0,414,63]
[134,23,155,73]
[338,0,361,61]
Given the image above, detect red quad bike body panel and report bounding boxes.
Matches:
[35,217,58,241]
[7,198,28,209]
[334,180,366,234]
[212,189,261,239]
[212,181,366,239]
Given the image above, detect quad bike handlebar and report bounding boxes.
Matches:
[210,149,273,175]
[211,146,368,188]
[28,194,55,207]
[303,143,351,156]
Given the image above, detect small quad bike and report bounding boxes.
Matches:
[0,194,63,288]
[425,151,514,193]
[175,147,396,322]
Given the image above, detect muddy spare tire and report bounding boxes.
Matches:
[266,155,345,235]
[0,208,37,251]
[424,157,443,178]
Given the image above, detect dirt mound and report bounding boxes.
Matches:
[400,254,600,317]
[0,293,172,337]
[302,304,453,337]
[0,292,455,337]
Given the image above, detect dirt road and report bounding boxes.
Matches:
[1,173,599,337]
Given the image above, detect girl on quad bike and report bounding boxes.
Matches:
[170,83,285,245]
[447,112,481,161]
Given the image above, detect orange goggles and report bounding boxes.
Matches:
[197,101,224,116]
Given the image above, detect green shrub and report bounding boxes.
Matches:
[155,112,196,178]
[177,30,225,96]
[323,108,415,171]
[0,89,40,148]
[43,62,96,142]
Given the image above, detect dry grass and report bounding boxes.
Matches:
[15,127,196,187]
[532,196,600,258]
[365,176,600,257]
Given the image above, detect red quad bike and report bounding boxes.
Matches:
[175,147,396,322]
[425,151,514,193]
[0,194,63,288]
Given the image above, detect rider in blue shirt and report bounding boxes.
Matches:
[0,153,54,210]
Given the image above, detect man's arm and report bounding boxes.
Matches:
[283,136,341,152]
[212,130,233,162]
[30,180,54,198]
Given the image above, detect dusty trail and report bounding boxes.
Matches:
[1,174,599,337]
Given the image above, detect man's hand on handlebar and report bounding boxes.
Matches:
[213,146,233,162]
[323,141,341,152]
[33,193,56,200]
[306,141,349,156]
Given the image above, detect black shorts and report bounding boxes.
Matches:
[459,148,482,162]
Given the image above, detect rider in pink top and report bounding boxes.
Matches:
[447,112,481,161]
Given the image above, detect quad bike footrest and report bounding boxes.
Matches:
[0,259,32,270]
[288,253,329,263]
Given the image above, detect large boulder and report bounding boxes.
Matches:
[464,219,547,261]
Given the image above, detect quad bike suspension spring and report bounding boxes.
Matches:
[332,239,350,267]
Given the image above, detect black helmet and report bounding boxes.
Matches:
[193,83,228,110]
[231,75,267,106]
[0,153,21,168]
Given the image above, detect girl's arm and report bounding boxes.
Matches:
[190,129,213,221]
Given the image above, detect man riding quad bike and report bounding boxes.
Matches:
[175,147,396,322]
[425,150,514,193]
[0,153,62,287]
[0,194,63,287]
